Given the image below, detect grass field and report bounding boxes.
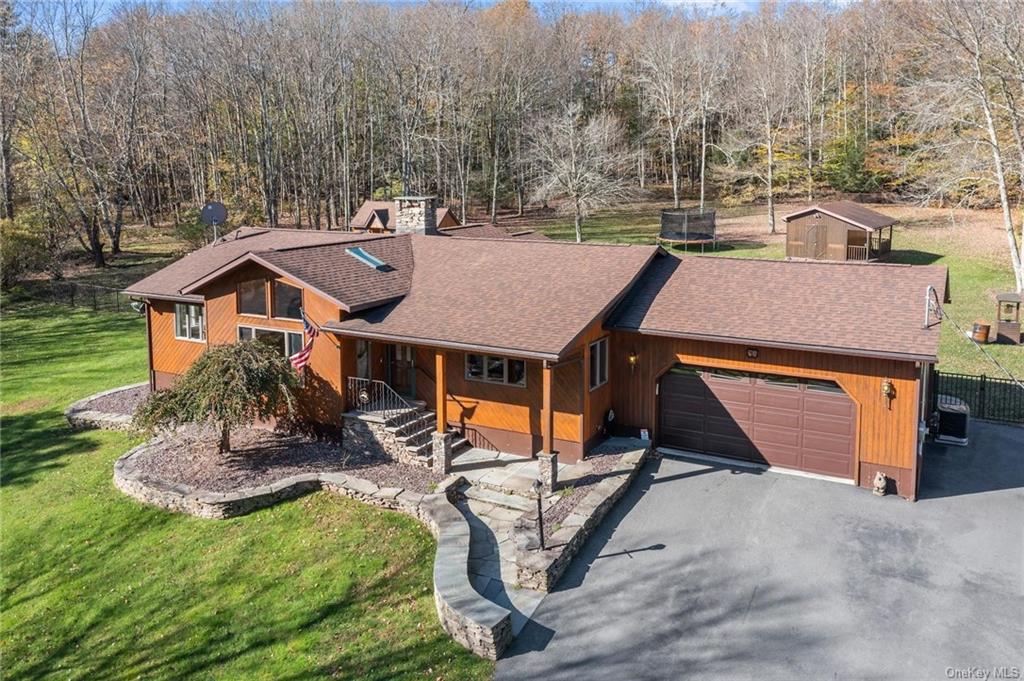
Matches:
[0,301,491,680]
[525,200,1023,378]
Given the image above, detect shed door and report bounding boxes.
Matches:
[806,222,828,259]
[658,365,856,479]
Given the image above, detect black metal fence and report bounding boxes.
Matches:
[13,280,140,315]
[935,371,1024,424]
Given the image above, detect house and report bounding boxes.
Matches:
[125,196,948,500]
[783,201,896,261]
[351,197,462,232]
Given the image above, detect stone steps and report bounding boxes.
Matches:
[460,484,536,513]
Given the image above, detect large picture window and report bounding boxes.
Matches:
[238,279,267,316]
[174,303,205,341]
[589,337,608,390]
[465,353,526,387]
[238,326,304,357]
[272,281,303,320]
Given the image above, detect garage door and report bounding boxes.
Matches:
[658,365,856,479]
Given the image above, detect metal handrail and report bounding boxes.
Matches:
[346,377,413,421]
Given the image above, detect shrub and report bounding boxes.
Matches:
[0,217,45,290]
[134,340,299,453]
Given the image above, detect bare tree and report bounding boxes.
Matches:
[733,3,797,234]
[631,10,695,209]
[530,104,632,243]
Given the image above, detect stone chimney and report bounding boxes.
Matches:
[393,196,438,235]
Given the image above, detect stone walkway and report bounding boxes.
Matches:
[450,446,646,637]
[451,448,582,636]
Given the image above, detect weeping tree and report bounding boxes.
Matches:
[135,340,298,453]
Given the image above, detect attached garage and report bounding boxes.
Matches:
[607,254,951,500]
[658,365,856,479]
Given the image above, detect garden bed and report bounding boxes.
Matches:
[543,443,630,535]
[83,383,150,415]
[130,425,443,494]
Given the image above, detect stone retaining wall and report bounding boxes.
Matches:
[112,441,512,659]
[65,382,148,431]
[341,413,428,468]
[512,445,650,592]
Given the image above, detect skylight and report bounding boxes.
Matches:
[346,246,387,270]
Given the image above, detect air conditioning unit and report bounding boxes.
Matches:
[935,395,969,446]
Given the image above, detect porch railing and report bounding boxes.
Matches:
[346,377,413,421]
[847,245,869,261]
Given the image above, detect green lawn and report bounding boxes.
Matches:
[537,206,1023,378]
[0,301,491,680]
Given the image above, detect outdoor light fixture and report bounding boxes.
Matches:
[746,348,759,359]
[881,378,896,408]
[532,478,545,550]
[627,350,638,369]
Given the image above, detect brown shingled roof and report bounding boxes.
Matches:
[610,256,948,361]
[782,201,897,231]
[326,236,659,359]
[437,223,550,240]
[123,227,377,301]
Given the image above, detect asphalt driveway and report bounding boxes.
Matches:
[497,420,1024,680]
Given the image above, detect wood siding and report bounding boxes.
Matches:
[786,213,855,261]
[149,299,208,381]
[610,331,922,481]
[146,262,346,428]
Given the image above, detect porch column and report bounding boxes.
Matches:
[432,349,453,474]
[435,349,447,433]
[541,361,554,455]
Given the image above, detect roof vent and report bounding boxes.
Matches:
[345,246,393,271]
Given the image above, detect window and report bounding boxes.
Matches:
[805,379,845,394]
[238,326,304,357]
[174,303,205,341]
[272,281,303,320]
[238,279,267,316]
[589,337,609,390]
[761,373,800,388]
[709,369,748,381]
[465,353,526,387]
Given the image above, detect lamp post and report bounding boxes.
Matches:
[532,477,545,550]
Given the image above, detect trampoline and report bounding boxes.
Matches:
[658,208,717,252]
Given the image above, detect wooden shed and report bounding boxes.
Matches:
[783,201,896,262]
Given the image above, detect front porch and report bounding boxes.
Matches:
[846,225,893,261]
[338,335,601,465]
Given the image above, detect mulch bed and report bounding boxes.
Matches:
[131,425,443,494]
[85,384,150,416]
[543,444,630,534]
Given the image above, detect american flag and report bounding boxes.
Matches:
[290,310,320,371]
[290,338,314,371]
[302,310,320,339]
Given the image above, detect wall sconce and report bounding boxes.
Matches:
[881,378,896,408]
[627,350,639,372]
[746,348,759,359]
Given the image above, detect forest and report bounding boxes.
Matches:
[1,0,1023,289]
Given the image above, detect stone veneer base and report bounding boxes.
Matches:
[113,439,512,659]
[65,382,149,431]
[512,444,650,592]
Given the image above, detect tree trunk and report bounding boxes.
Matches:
[219,423,231,454]
[574,201,583,243]
[976,64,1024,291]
[669,124,680,209]
[698,108,708,213]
